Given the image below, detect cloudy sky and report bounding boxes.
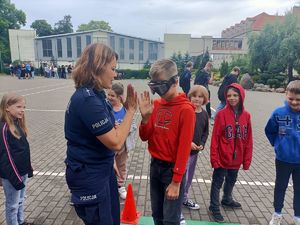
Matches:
[11,0,299,41]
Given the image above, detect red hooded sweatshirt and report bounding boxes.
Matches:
[139,93,195,182]
[210,83,253,170]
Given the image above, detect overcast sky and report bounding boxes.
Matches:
[11,0,299,41]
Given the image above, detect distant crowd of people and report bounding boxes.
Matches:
[9,63,73,80]
[9,63,35,79]
[40,64,73,79]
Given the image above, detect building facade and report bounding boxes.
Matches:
[164,34,248,68]
[8,29,36,63]
[34,29,164,69]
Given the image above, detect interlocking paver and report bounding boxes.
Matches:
[0,76,295,224]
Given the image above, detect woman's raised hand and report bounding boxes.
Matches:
[138,91,153,123]
[124,84,137,113]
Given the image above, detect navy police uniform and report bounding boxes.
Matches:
[65,87,120,225]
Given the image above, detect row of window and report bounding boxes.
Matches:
[41,35,159,61]
[110,36,158,61]
[42,35,92,58]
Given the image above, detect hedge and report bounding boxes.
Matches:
[117,69,150,79]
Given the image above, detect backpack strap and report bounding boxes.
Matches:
[1,123,22,183]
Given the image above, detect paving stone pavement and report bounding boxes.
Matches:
[0,76,296,225]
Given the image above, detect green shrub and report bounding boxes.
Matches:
[117,69,149,79]
[267,79,280,88]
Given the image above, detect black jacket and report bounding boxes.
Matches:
[0,122,33,190]
[217,74,238,102]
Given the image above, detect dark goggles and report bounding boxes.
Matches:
[148,75,177,96]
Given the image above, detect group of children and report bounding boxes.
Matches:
[138,59,300,225]
[0,58,299,225]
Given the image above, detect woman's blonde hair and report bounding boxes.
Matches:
[187,85,209,105]
[72,43,118,90]
[0,93,28,138]
[149,59,178,80]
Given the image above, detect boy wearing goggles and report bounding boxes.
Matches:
[139,59,195,225]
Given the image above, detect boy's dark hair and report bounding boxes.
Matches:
[232,66,240,76]
[286,80,300,94]
[111,82,124,96]
[186,61,193,68]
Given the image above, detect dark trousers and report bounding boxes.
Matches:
[74,171,120,225]
[274,159,300,216]
[206,90,211,118]
[210,168,239,211]
[150,158,186,225]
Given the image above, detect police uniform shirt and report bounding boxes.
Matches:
[65,87,115,175]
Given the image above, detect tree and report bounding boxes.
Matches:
[193,55,202,70]
[0,0,26,63]
[77,20,113,32]
[248,23,283,74]
[31,20,53,36]
[53,15,73,35]
[200,49,210,69]
[278,13,300,82]
[230,54,252,75]
[219,60,229,77]
[143,60,151,69]
[248,12,300,82]
[170,52,185,73]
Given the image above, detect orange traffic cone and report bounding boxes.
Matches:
[120,183,141,224]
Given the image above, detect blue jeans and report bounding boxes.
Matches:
[150,158,186,225]
[216,101,226,113]
[210,168,239,212]
[2,174,28,225]
[274,159,300,216]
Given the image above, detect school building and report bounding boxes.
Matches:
[9,29,164,70]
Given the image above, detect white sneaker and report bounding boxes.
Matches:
[118,186,127,200]
[293,216,300,225]
[180,213,186,225]
[269,213,282,225]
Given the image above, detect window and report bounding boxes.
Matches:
[67,38,72,58]
[148,42,158,60]
[110,36,115,50]
[76,36,82,57]
[57,39,62,58]
[42,39,52,57]
[129,39,134,60]
[86,35,91,46]
[139,41,144,60]
[119,38,124,60]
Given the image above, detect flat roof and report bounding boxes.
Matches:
[35,29,163,44]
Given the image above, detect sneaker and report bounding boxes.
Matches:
[269,213,282,225]
[209,207,224,222]
[293,216,300,225]
[180,213,186,225]
[183,199,200,210]
[118,186,127,200]
[221,199,242,209]
[210,119,215,126]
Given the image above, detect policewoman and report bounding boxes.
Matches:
[64,43,137,225]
